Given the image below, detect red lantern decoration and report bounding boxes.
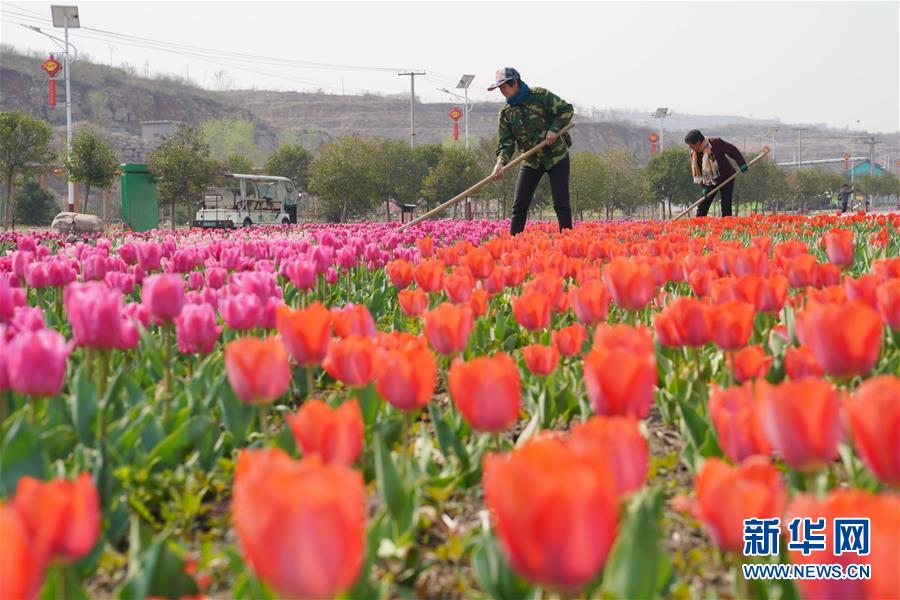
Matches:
[843,152,850,171]
[41,55,62,109]
[449,107,462,141]
[649,132,659,157]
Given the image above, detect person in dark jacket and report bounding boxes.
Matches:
[489,67,574,235]
[684,129,748,217]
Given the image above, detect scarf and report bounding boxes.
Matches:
[690,139,720,185]
[505,81,531,106]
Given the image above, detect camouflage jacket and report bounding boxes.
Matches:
[496,87,574,170]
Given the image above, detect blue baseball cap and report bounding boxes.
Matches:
[487,67,520,91]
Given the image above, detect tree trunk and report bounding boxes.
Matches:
[85,185,92,215]
[385,197,390,222]
[172,197,177,229]
[3,174,12,230]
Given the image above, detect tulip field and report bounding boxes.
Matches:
[1,213,899,600]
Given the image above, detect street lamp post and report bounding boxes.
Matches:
[456,74,475,149]
[653,108,669,152]
[51,5,80,212]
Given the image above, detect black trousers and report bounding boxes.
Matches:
[696,180,734,217]
[510,155,573,235]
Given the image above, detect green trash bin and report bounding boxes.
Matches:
[120,163,159,232]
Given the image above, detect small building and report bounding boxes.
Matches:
[140,120,181,146]
[845,160,889,178]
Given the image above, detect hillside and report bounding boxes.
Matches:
[2,46,897,168]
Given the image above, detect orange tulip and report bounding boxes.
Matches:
[688,268,717,298]
[413,258,444,293]
[593,323,655,355]
[13,473,100,562]
[481,266,506,295]
[375,342,436,411]
[397,288,429,317]
[785,253,817,288]
[525,273,567,313]
[321,335,381,387]
[710,301,756,350]
[584,338,656,419]
[465,248,494,280]
[442,266,475,304]
[552,323,587,356]
[823,227,854,268]
[225,336,292,404]
[448,353,520,433]
[758,274,789,313]
[784,346,824,380]
[0,503,45,600]
[602,257,656,311]
[814,262,841,288]
[568,416,648,496]
[843,274,881,310]
[469,288,489,318]
[796,300,883,378]
[708,383,772,463]
[423,302,473,356]
[232,448,365,600]
[385,259,414,290]
[512,290,551,331]
[503,265,527,288]
[873,256,900,280]
[756,379,843,471]
[653,297,712,348]
[416,236,435,258]
[276,302,331,366]
[483,436,619,590]
[330,303,376,339]
[786,490,899,600]
[805,284,847,305]
[521,344,560,376]
[286,400,363,466]
[773,240,810,269]
[693,457,786,553]
[725,247,770,277]
[844,375,900,487]
[877,278,900,330]
[568,280,610,326]
[730,344,772,383]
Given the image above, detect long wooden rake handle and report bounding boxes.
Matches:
[397,122,575,231]
[671,146,771,221]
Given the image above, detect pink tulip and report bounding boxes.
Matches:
[281,258,317,290]
[220,293,262,331]
[176,303,221,355]
[82,254,107,282]
[117,242,138,265]
[6,329,71,397]
[65,282,139,350]
[141,274,185,324]
[137,242,163,271]
[206,267,227,290]
[0,277,26,324]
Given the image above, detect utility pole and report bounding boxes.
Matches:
[398,71,425,148]
[50,5,80,212]
[855,136,882,175]
[792,127,808,170]
[766,127,779,162]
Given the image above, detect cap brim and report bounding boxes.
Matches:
[487,78,512,91]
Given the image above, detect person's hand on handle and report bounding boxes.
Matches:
[739,163,748,173]
[545,130,558,145]
[492,162,504,181]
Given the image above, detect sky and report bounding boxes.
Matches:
[2,0,898,133]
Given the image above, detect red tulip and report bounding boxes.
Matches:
[275,302,331,366]
[814,262,842,288]
[385,259,414,290]
[876,278,900,330]
[322,335,381,387]
[470,288,489,317]
[330,304,376,339]
[730,344,772,383]
[843,274,881,309]
[465,248,494,280]
[796,300,883,378]
[521,344,560,376]
[375,341,436,411]
[568,415,648,496]
[287,399,363,465]
[448,353,520,433]
[232,448,365,600]
[784,346,824,380]
[503,265,527,288]
[602,257,656,311]
[693,457,786,553]
[512,290,551,331]
[756,379,843,471]
[0,502,45,600]
[708,383,772,463]
[443,267,475,303]
[873,256,900,280]
[424,302,473,355]
[552,323,587,357]
[785,254,817,288]
[688,268,717,298]
[13,473,100,562]
[786,490,899,600]
[525,273,567,313]
[710,301,755,350]
[584,327,656,418]
[568,280,610,326]
[413,258,444,292]
[483,436,619,590]
[824,227,854,268]
[653,297,712,348]
[844,375,900,487]
[758,274,789,313]
[225,336,291,404]
[397,288,429,318]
